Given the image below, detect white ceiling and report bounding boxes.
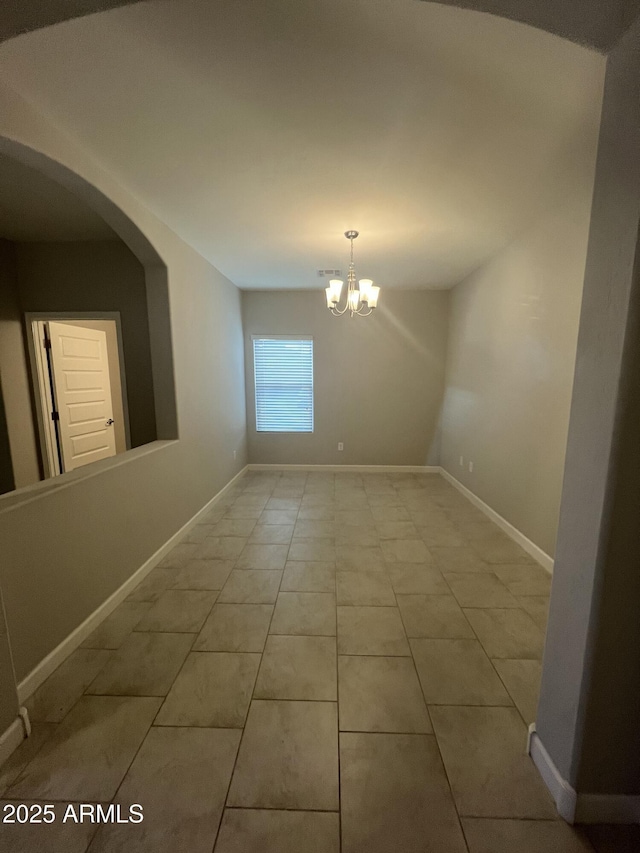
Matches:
[0,0,605,288]
[0,155,116,241]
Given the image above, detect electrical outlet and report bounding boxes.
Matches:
[459,456,464,467]
[338,442,344,451]
[468,461,473,472]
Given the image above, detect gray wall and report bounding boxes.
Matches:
[440,160,599,558]
[0,239,41,489]
[537,12,640,797]
[15,240,156,449]
[242,289,449,467]
[0,83,248,687]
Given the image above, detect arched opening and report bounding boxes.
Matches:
[0,138,177,502]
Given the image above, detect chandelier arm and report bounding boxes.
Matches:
[356,305,373,317]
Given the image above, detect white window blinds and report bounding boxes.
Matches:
[253,337,314,433]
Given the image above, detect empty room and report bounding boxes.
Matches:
[0,1,639,852]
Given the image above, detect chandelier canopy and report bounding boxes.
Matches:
[325,231,380,317]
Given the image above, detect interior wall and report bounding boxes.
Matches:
[440,168,599,558]
[0,239,41,489]
[242,289,449,466]
[0,81,248,688]
[14,240,156,449]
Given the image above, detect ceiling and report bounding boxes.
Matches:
[0,155,116,242]
[0,0,606,289]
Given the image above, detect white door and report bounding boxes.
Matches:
[47,321,117,471]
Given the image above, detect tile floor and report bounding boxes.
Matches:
[1,470,637,852]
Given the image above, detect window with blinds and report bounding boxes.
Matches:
[252,336,314,433]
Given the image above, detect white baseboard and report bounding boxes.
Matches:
[527,724,640,824]
[527,724,576,822]
[439,468,554,573]
[0,711,29,769]
[247,464,441,473]
[17,465,248,703]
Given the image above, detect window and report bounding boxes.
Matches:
[253,336,314,433]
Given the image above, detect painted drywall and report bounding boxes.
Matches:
[0,239,41,489]
[62,319,127,454]
[14,241,156,449]
[242,289,449,466]
[537,12,640,796]
[0,81,248,690]
[440,158,600,558]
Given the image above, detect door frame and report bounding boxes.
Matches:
[25,311,132,479]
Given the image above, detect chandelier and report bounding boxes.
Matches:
[325,230,380,317]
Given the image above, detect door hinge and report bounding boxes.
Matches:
[51,411,60,422]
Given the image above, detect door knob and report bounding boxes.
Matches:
[106,418,114,426]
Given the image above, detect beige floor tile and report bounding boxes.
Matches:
[336,544,386,571]
[255,635,337,700]
[370,506,411,522]
[387,563,449,594]
[227,700,338,810]
[293,520,335,539]
[380,538,431,563]
[207,518,257,537]
[493,564,553,597]
[135,590,217,633]
[171,559,234,590]
[156,651,260,727]
[248,524,294,544]
[429,706,557,818]
[89,727,240,853]
[0,800,100,853]
[224,505,263,520]
[493,659,542,723]
[418,525,467,547]
[259,509,298,525]
[335,527,380,547]
[337,606,410,656]
[0,723,57,796]
[518,595,550,630]
[158,543,199,569]
[270,592,336,636]
[25,649,111,723]
[411,638,512,705]
[194,603,273,652]
[266,497,301,511]
[7,696,160,801]
[301,494,335,508]
[288,540,336,562]
[338,656,431,733]
[281,561,336,592]
[338,509,375,526]
[180,522,212,544]
[236,543,289,571]
[86,632,192,696]
[297,506,335,521]
[336,571,396,606]
[376,521,419,539]
[81,602,152,649]
[218,570,282,603]
[236,495,269,508]
[445,572,520,608]
[126,568,176,602]
[196,536,248,560]
[461,819,593,853]
[470,535,536,565]
[340,732,467,853]
[464,608,546,659]
[585,824,640,853]
[431,546,490,572]
[215,809,340,853]
[397,594,475,638]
